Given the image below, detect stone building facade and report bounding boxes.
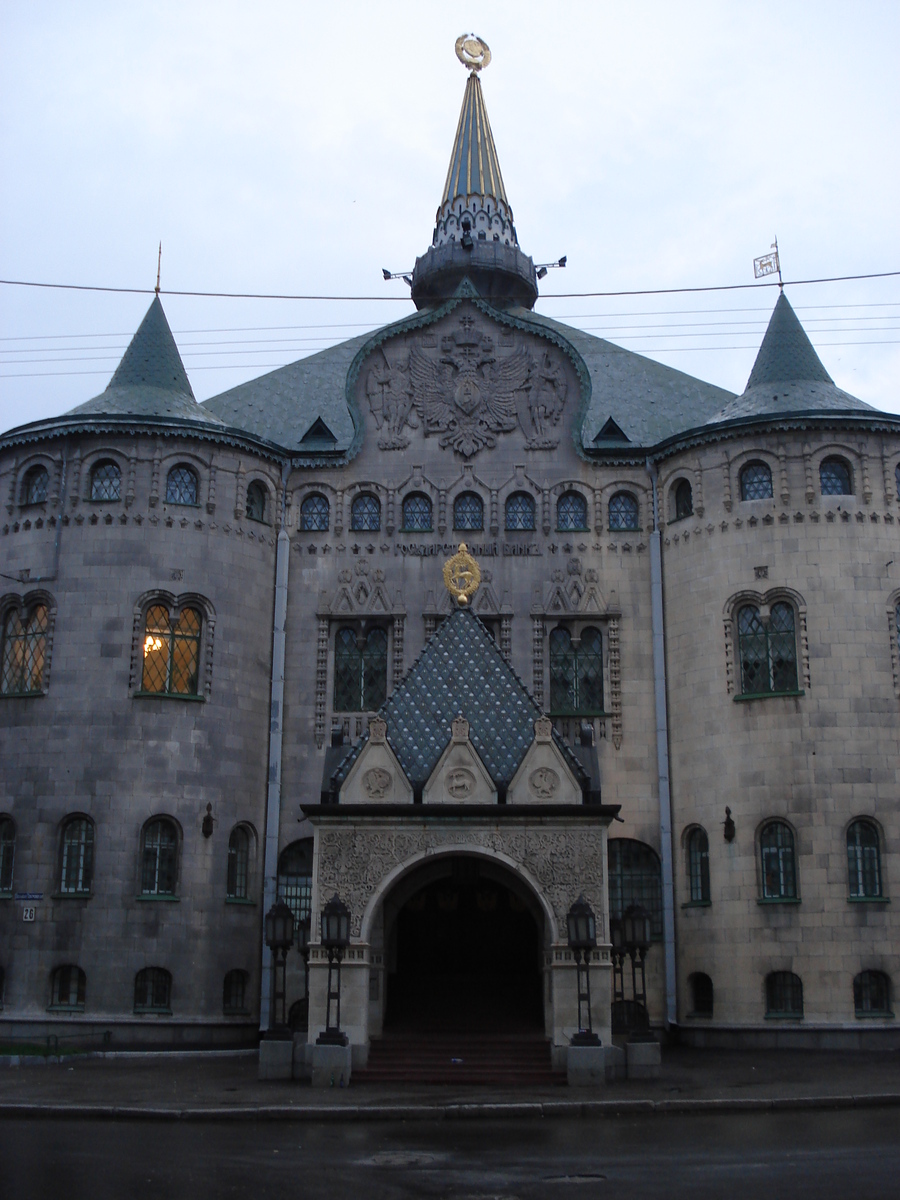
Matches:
[1,50,898,1054]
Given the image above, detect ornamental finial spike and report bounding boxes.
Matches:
[443,543,481,606]
[455,33,491,73]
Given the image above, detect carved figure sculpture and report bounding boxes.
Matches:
[366,348,418,450]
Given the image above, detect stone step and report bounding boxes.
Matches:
[355,1033,563,1086]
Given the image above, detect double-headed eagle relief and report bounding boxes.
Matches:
[363,309,569,457]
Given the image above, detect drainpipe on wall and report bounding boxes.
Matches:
[646,457,677,1030]
[259,462,291,1033]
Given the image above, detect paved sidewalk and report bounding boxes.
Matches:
[1,1045,899,1121]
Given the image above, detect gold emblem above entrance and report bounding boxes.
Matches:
[442,543,481,605]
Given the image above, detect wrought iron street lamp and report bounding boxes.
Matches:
[295,916,312,1031]
[622,904,651,1023]
[264,899,295,1035]
[317,893,350,1047]
[567,895,600,1046]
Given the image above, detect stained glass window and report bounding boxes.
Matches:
[1,603,49,696]
[505,492,536,531]
[737,601,798,695]
[20,465,49,506]
[134,967,171,1012]
[60,817,94,895]
[854,971,891,1016]
[402,493,432,531]
[820,457,852,495]
[557,491,588,531]
[223,970,249,1014]
[50,965,86,1010]
[300,493,329,531]
[245,481,266,522]
[766,971,803,1016]
[847,820,881,898]
[0,819,15,894]
[687,827,710,903]
[141,819,178,896]
[608,491,639,531]
[760,822,796,899]
[333,626,388,712]
[608,839,663,939]
[227,826,250,900]
[453,492,483,531]
[549,626,604,714]
[674,479,693,521]
[350,493,381,531]
[165,465,198,505]
[740,461,773,501]
[140,605,201,696]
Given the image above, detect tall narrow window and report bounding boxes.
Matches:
[1,603,49,696]
[820,457,852,495]
[737,603,798,695]
[689,972,714,1017]
[854,971,892,1017]
[90,460,121,501]
[549,626,604,714]
[453,492,483,531]
[245,481,267,522]
[277,840,313,942]
[166,465,199,505]
[20,465,49,506]
[673,479,693,521]
[300,493,329,531]
[608,491,639,531]
[847,820,882,898]
[505,492,536,531]
[0,818,15,894]
[766,971,803,1017]
[134,967,171,1013]
[333,626,388,712]
[686,827,710,903]
[350,493,381,531]
[227,826,250,900]
[141,605,202,696]
[556,491,588,531]
[402,493,432,531]
[141,818,178,896]
[223,969,249,1014]
[50,965,86,1011]
[59,817,94,895]
[608,839,663,939]
[760,821,797,900]
[740,461,773,501]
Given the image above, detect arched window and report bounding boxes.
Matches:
[556,490,588,531]
[134,967,171,1013]
[402,493,433,532]
[760,821,797,900]
[689,972,714,1017]
[766,971,803,1017]
[608,839,663,939]
[673,479,693,521]
[300,493,330,531]
[141,818,178,896]
[350,493,381,531]
[505,492,536,531]
[686,827,710,903]
[50,965,86,1011]
[847,820,882,899]
[854,971,892,1017]
[549,626,604,714]
[141,605,202,696]
[333,626,388,712]
[223,969,249,1015]
[1,601,49,696]
[245,481,267,522]
[165,464,199,506]
[227,826,251,900]
[0,818,15,894]
[20,465,49,506]
[453,492,483,531]
[820,456,852,496]
[59,817,94,895]
[277,839,313,942]
[90,460,121,502]
[740,461,773,501]
[737,602,798,695]
[608,491,639,531]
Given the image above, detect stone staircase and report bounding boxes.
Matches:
[353,1032,564,1086]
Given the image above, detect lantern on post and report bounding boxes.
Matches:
[264,899,295,1036]
[316,893,350,1047]
[616,904,651,1035]
[567,895,600,1046]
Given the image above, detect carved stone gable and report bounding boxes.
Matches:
[507,719,583,805]
[423,720,496,805]
[339,727,413,805]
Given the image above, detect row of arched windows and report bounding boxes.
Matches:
[686,970,893,1019]
[0,964,250,1016]
[0,816,255,901]
[684,818,885,903]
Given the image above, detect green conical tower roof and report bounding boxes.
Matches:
[746,291,833,387]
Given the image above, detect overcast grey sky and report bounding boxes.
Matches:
[2,1,898,434]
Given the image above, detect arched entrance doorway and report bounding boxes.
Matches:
[382,855,545,1035]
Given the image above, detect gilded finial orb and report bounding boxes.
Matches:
[443,543,481,606]
[455,33,491,73]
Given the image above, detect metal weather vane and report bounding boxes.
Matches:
[754,237,783,287]
[455,33,491,73]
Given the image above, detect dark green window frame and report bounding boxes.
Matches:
[766,971,803,1017]
[90,460,121,501]
[847,820,882,899]
[402,493,433,532]
[505,492,536,531]
[686,827,710,903]
[134,967,172,1014]
[141,818,178,896]
[300,493,330,531]
[140,605,202,696]
[737,602,798,696]
[333,626,388,713]
[608,839,663,940]
[60,817,94,895]
[740,461,773,501]
[556,490,588,531]
[549,626,604,715]
[1,602,49,696]
[760,821,797,900]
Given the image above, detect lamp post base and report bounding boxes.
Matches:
[570,1030,601,1047]
[316,1030,349,1047]
[311,1041,352,1087]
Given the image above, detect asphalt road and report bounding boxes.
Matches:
[2,1109,899,1200]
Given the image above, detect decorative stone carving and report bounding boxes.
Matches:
[363,768,392,799]
[339,729,413,805]
[507,720,582,806]
[446,767,476,798]
[529,767,559,798]
[423,720,496,805]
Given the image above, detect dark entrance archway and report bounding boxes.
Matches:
[384,857,544,1034]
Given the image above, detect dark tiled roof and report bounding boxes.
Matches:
[332,606,586,792]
